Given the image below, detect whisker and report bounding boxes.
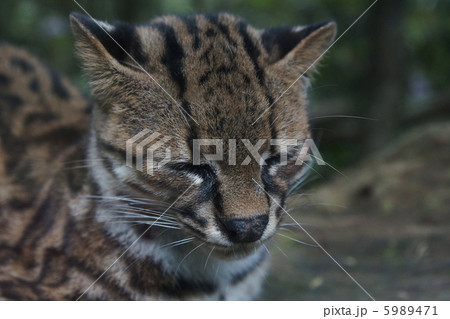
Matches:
[261,242,271,256]
[204,246,215,270]
[310,115,377,121]
[92,196,184,213]
[112,205,178,218]
[310,154,347,177]
[277,233,317,247]
[214,263,221,281]
[287,161,317,196]
[289,192,314,200]
[115,201,173,208]
[108,210,167,218]
[132,197,185,210]
[106,221,181,230]
[302,161,323,179]
[123,201,186,213]
[161,237,194,248]
[108,209,177,219]
[288,175,321,196]
[274,243,289,259]
[110,207,177,219]
[287,202,347,212]
[81,195,182,215]
[108,214,178,224]
[111,205,176,213]
[280,222,312,227]
[81,195,162,206]
[170,239,195,248]
[278,227,294,233]
[175,242,205,274]
[105,221,175,229]
[278,223,316,234]
[106,218,179,227]
[286,203,308,213]
[311,83,339,91]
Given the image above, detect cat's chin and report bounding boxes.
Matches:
[203,241,265,260]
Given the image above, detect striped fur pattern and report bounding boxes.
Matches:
[0,13,336,300]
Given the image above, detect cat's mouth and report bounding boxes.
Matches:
[203,240,268,259]
[175,210,276,259]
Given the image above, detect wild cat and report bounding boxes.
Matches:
[0,12,336,300]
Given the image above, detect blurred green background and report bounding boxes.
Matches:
[1,0,449,300]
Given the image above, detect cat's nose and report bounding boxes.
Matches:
[219,214,269,243]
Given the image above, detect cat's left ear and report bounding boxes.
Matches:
[69,12,147,73]
[262,21,337,75]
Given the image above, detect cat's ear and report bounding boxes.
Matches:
[69,12,147,73]
[262,21,337,75]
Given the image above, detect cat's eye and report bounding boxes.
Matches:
[167,162,216,180]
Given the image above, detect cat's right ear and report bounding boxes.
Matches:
[69,12,147,73]
[262,21,337,78]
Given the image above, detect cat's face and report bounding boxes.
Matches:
[71,12,336,257]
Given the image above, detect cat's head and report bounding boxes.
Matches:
[70,12,336,257]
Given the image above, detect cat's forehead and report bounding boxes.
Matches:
[135,13,268,87]
[70,11,336,144]
[134,14,273,138]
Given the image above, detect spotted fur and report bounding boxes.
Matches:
[0,12,336,300]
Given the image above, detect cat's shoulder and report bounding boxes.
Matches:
[0,42,90,212]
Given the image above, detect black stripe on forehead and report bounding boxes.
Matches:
[237,21,265,86]
[152,22,186,97]
[205,13,237,47]
[182,15,201,51]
